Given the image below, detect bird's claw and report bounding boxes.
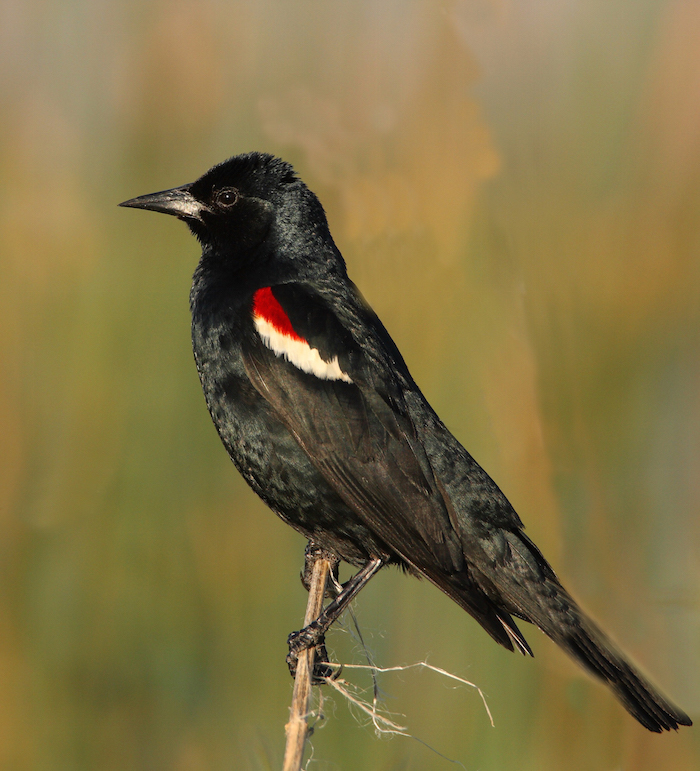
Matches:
[286,627,340,684]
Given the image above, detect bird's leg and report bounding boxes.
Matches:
[287,556,383,681]
[293,542,341,682]
[288,542,341,682]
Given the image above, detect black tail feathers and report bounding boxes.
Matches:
[476,530,692,731]
[509,575,692,732]
[546,606,692,732]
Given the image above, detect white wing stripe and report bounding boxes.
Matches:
[254,316,353,383]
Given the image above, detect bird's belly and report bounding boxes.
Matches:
[200,364,391,566]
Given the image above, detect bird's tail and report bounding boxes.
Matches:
[479,530,693,732]
[532,591,691,732]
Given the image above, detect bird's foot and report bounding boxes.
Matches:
[288,554,383,683]
[286,626,340,683]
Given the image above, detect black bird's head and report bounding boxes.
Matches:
[120,152,342,279]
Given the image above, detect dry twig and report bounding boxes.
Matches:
[282,553,332,771]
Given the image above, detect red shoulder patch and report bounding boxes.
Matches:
[252,287,304,342]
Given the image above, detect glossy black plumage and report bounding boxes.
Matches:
[120,152,692,733]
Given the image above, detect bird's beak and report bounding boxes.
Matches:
[119,184,208,221]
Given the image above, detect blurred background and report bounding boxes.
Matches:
[1,0,699,768]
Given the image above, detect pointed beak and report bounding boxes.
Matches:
[119,185,208,221]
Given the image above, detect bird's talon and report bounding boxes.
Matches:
[286,630,337,683]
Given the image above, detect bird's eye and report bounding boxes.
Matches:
[214,188,239,208]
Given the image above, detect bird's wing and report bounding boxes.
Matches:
[242,282,464,574]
